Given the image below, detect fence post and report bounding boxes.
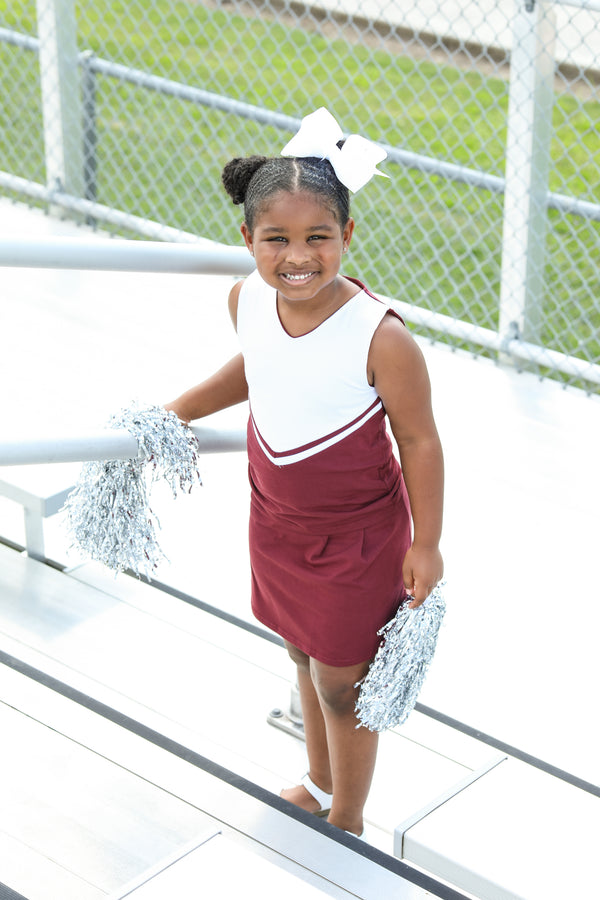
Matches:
[498,0,556,354]
[35,0,84,209]
[81,50,98,225]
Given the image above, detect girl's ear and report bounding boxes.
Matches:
[342,217,355,252]
[240,222,254,256]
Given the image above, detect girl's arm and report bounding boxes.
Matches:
[165,282,248,423]
[369,313,444,608]
[164,353,248,423]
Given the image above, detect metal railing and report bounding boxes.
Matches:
[2,235,599,387]
[0,228,247,560]
[0,419,246,560]
[0,424,246,468]
[0,239,252,465]
[0,236,254,275]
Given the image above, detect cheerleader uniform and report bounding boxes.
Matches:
[237,269,412,666]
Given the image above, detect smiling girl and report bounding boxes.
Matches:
[165,110,444,840]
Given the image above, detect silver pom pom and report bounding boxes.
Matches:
[63,405,201,577]
[355,584,446,732]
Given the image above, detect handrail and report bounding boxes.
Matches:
[0,425,247,467]
[384,292,600,387]
[2,235,599,387]
[0,237,255,275]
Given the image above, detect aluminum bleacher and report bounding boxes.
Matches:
[0,199,598,899]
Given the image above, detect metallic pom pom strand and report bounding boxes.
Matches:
[355,584,446,733]
[64,457,163,576]
[63,404,202,577]
[109,405,202,496]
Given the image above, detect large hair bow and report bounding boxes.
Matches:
[281,107,388,193]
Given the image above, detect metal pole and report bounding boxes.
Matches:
[81,50,98,222]
[498,1,557,349]
[0,426,247,467]
[0,237,255,276]
[35,0,85,209]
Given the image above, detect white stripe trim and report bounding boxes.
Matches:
[253,400,383,466]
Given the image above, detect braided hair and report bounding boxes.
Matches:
[221,154,350,233]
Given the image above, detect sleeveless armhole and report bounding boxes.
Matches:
[346,276,405,326]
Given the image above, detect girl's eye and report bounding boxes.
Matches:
[264,234,327,243]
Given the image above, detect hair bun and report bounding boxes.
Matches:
[222,156,269,205]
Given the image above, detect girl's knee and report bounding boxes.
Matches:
[285,640,311,669]
[318,682,357,715]
[311,661,368,716]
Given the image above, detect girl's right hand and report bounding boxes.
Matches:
[164,402,190,424]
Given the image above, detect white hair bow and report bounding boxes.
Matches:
[280,107,388,193]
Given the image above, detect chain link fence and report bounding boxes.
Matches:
[1,0,599,390]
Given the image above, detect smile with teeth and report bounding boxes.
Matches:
[281,271,316,282]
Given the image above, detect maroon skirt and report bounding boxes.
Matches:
[247,408,412,666]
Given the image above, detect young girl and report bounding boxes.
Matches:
[165,110,444,839]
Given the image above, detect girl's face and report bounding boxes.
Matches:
[241,190,354,306]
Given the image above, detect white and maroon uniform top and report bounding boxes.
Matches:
[236,269,412,665]
[240,268,388,465]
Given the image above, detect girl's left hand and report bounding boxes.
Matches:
[403,544,444,608]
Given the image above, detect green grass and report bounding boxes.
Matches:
[1,0,599,387]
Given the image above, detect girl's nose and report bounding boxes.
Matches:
[285,242,310,264]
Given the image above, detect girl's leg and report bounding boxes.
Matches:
[280,641,333,812]
[310,658,378,836]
